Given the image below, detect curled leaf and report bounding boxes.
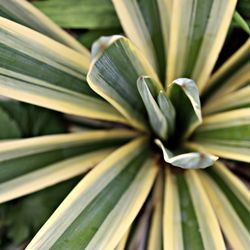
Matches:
[155,139,218,169]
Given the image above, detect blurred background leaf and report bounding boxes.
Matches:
[0,177,80,248]
[0,100,72,249]
[0,100,66,139]
[32,0,120,29]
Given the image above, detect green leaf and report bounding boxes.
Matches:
[0,106,21,139]
[164,168,226,250]
[163,168,183,250]
[233,11,250,35]
[203,85,250,114]
[26,137,158,250]
[137,76,167,140]
[155,139,217,169]
[184,170,226,250]
[205,163,250,232]
[167,0,237,92]
[202,39,250,109]
[0,17,90,94]
[113,0,165,79]
[147,173,163,250]
[34,0,120,29]
[112,0,166,80]
[169,153,217,169]
[188,108,250,162]
[124,195,153,249]
[200,161,250,248]
[0,0,88,54]
[0,101,65,138]
[87,36,162,131]
[169,78,202,139]
[0,18,127,124]
[0,129,136,202]
[177,173,204,250]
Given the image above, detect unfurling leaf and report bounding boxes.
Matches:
[169,78,202,139]
[137,76,167,140]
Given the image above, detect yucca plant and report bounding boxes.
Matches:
[0,0,249,249]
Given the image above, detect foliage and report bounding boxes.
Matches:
[0,0,249,249]
[0,101,69,248]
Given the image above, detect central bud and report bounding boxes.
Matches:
[137,76,218,169]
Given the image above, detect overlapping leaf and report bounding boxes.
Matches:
[164,168,226,250]
[137,76,168,139]
[0,100,65,138]
[0,17,127,124]
[201,161,250,249]
[167,0,237,92]
[87,36,162,131]
[112,0,166,80]
[188,108,250,162]
[0,0,88,54]
[0,106,21,139]
[0,129,136,202]
[203,39,250,113]
[26,137,158,250]
[169,78,202,138]
[34,0,120,29]
[156,139,217,169]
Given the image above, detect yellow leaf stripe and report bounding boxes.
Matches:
[163,167,183,250]
[203,39,250,97]
[0,149,113,203]
[200,171,250,250]
[0,0,89,55]
[0,129,136,161]
[185,170,226,250]
[148,172,163,250]
[203,85,250,114]
[0,17,89,74]
[213,161,250,211]
[26,137,158,249]
[112,0,157,71]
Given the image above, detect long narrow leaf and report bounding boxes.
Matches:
[189,109,250,162]
[112,0,165,79]
[137,76,167,140]
[167,0,237,92]
[200,162,250,249]
[0,0,89,54]
[185,170,226,249]
[0,129,136,202]
[0,149,113,203]
[26,137,158,249]
[163,168,183,250]
[0,18,129,123]
[0,17,90,93]
[203,85,250,114]
[147,172,163,250]
[202,39,250,104]
[0,106,21,139]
